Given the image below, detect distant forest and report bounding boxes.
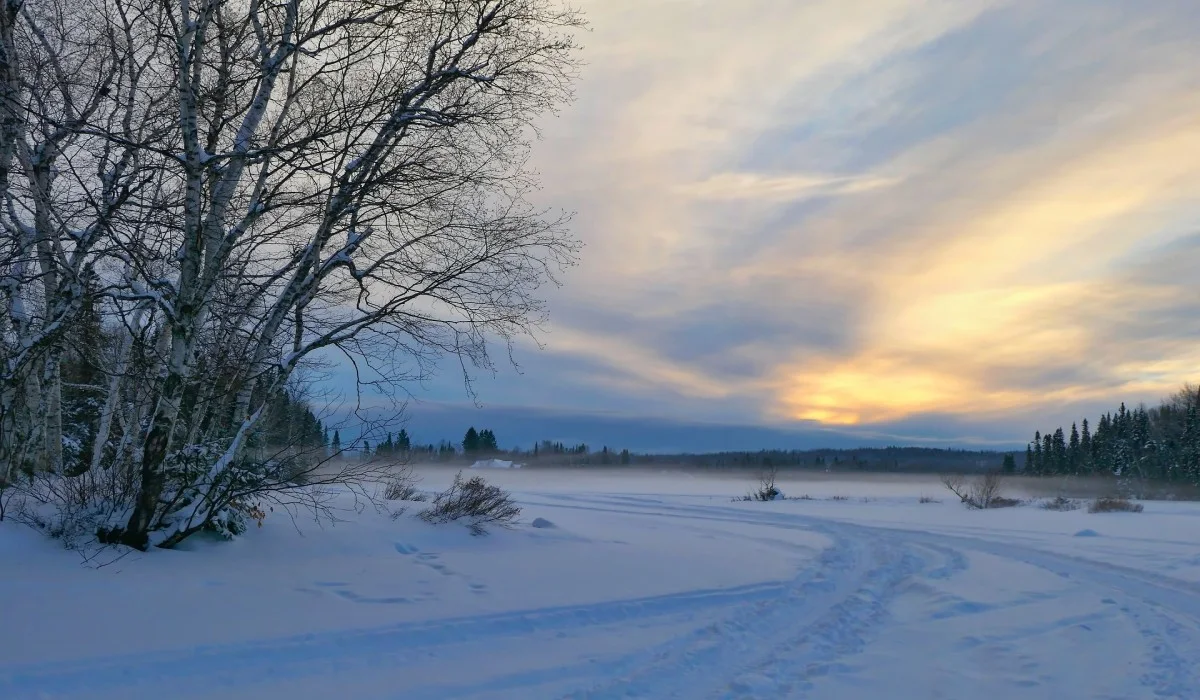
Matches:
[1026,385,1200,485]
[296,386,1200,486]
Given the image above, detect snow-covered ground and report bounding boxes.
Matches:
[2,467,1199,699]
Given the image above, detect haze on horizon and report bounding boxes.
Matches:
[325,0,1200,451]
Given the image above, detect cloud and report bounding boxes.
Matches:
[677,172,899,202]
[325,0,1200,448]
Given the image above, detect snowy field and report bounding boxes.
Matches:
[2,467,1200,699]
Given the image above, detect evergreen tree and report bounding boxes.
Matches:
[1002,453,1016,473]
[1042,432,1054,474]
[1069,423,1080,473]
[1025,444,1034,473]
[463,427,480,453]
[332,430,342,453]
[620,448,631,465]
[397,429,411,451]
[1080,419,1092,473]
[1185,403,1200,483]
[1052,428,1066,474]
[1032,432,1043,475]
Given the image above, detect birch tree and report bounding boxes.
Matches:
[96,0,582,549]
[0,0,142,481]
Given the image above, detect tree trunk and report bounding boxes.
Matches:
[42,350,62,472]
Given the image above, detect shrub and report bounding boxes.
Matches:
[420,472,521,535]
[941,472,1009,509]
[918,495,939,504]
[382,466,425,502]
[829,495,849,501]
[1088,497,1143,514]
[750,465,782,501]
[1042,496,1081,511]
[384,480,424,502]
[12,467,139,552]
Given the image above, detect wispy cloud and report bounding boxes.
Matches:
[373,0,1200,446]
[677,172,899,201]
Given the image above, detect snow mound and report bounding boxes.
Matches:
[530,518,556,529]
[1074,529,1101,538]
[470,459,521,469]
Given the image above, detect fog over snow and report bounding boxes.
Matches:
[4,468,1198,699]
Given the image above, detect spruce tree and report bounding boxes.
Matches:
[397,429,411,451]
[1080,419,1092,473]
[1033,432,1043,475]
[463,427,480,453]
[1053,428,1067,473]
[1069,423,1080,473]
[1025,444,1035,473]
[1002,453,1016,473]
[332,430,342,453]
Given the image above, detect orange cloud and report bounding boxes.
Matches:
[523,1,1200,432]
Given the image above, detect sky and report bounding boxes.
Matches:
[328,0,1200,453]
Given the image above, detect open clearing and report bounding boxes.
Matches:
[2,468,1199,699]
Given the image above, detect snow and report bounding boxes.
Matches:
[2,467,1199,699]
[471,459,520,469]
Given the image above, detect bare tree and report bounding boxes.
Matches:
[0,0,583,551]
[0,0,143,479]
[941,471,1005,509]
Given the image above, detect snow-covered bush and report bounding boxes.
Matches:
[749,466,782,501]
[10,468,138,552]
[420,472,521,535]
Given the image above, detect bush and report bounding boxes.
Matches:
[829,495,849,501]
[11,467,139,552]
[941,472,1009,509]
[749,465,782,501]
[918,495,939,504]
[1042,496,1081,511]
[383,480,424,502]
[420,472,521,535]
[1088,497,1143,513]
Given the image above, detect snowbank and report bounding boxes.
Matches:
[470,459,521,469]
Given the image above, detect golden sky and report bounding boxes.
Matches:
[439,0,1200,445]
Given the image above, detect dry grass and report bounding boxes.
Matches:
[918,495,939,504]
[1088,497,1144,514]
[1041,496,1081,511]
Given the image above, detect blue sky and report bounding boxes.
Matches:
[321,0,1200,452]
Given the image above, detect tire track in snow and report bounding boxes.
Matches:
[558,530,868,699]
[0,579,796,699]
[535,492,1200,699]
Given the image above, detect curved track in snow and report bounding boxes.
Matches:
[538,493,1200,700]
[2,489,1198,700]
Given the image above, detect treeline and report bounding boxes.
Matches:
[507,444,1011,472]
[1027,385,1200,484]
[333,426,505,461]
